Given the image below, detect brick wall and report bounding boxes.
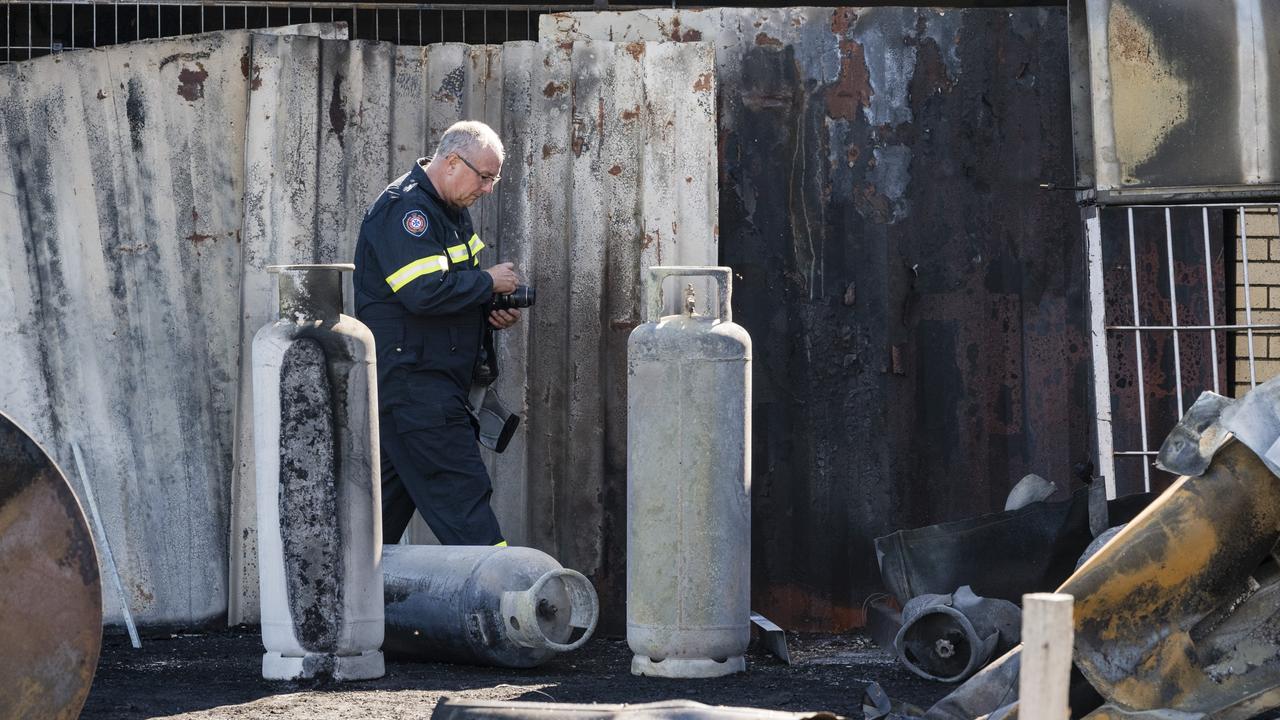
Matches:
[1234,206,1280,397]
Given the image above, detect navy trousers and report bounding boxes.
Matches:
[379,403,504,546]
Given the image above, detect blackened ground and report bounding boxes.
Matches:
[81,627,953,719]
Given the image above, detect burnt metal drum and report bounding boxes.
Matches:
[0,411,101,719]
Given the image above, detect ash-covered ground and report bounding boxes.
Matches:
[81,627,952,719]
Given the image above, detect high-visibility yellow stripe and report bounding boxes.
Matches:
[444,234,487,266]
[386,255,448,291]
[446,242,470,263]
[493,540,508,547]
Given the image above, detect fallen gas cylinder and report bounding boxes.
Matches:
[893,586,1020,684]
[383,544,598,667]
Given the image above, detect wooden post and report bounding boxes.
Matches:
[1019,593,1074,720]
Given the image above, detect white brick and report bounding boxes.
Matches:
[1237,285,1269,309]
[1244,210,1280,240]
[1243,261,1280,285]
[1237,334,1258,357]
[1257,359,1280,382]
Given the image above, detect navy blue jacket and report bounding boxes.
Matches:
[353,160,493,425]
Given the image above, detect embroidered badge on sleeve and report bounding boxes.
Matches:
[403,210,429,237]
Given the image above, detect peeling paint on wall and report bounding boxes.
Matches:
[1075,0,1280,194]
[1107,3,1191,185]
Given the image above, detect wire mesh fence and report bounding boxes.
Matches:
[0,2,609,62]
[1086,202,1280,498]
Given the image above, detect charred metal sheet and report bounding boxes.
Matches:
[751,612,792,665]
[1067,439,1280,715]
[1003,473,1055,511]
[547,7,1086,632]
[1071,0,1280,200]
[1155,390,1232,477]
[864,597,903,654]
[875,487,1153,607]
[1220,375,1280,478]
[0,411,101,720]
[233,36,716,630]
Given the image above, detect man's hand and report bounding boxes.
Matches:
[489,308,521,330]
[486,262,519,295]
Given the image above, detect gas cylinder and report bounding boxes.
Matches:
[252,263,384,681]
[626,266,752,678]
[382,544,598,667]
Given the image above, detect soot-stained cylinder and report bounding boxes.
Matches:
[252,263,383,681]
[383,544,598,668]
[626,267,752,679]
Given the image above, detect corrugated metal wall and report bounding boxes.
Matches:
[230,32,716,624]
[0,27,716,628]
[546,7,1086,631]
[0,29,255,626]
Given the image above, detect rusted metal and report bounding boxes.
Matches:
[0,411,101,720]
[1067,439,1280,715]
[547,7,1087,631]
[1096,205,1228,496]
[922,434,1280,718]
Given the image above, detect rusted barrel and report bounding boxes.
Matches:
[0,411,101,719]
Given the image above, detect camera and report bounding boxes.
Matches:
[492,285,536,311]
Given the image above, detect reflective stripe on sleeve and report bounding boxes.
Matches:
[386,255,449,291]
[446,242,471,263]
[446,234,487,266]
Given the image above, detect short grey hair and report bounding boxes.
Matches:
[434,120,505,162]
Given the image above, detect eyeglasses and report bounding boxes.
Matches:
[454,153,501,185]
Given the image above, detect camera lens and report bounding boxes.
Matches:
[511,286,535,308]
[493,285,536,311]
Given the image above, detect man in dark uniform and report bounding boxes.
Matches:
[353,120,521,546]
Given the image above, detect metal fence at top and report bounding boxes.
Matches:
[1087,202,1280,499]
[0,1,608,62]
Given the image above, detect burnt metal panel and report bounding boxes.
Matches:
[546,7,1086,631]
[1071,0,1280,201]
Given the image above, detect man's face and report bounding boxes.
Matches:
[445,147,502,208]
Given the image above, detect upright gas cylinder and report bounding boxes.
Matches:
[252,264,384,681]
[382,544,598,667]
[626,266,752,678]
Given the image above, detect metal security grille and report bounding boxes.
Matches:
[0,1,604,62]
[1087,202,1280,498]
